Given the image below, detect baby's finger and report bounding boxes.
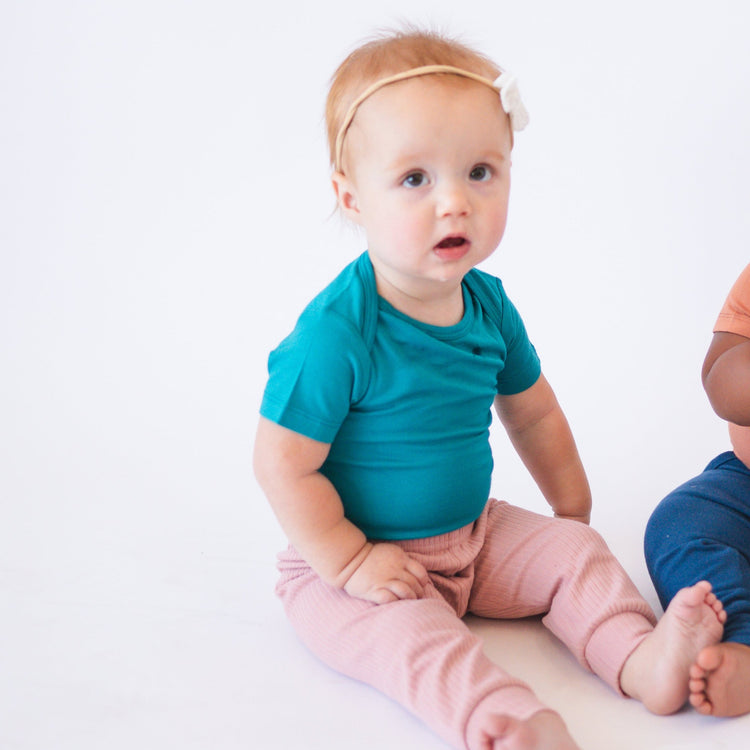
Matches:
[383,578,422,602]
[369,587,401,605]
[397,568,432,599]
[401,570,427,599]
[405,557,430,584]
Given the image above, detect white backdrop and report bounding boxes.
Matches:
[2,1,749,748]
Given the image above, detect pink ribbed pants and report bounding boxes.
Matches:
[276,500,657,750]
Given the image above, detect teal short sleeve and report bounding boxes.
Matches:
[487,276,541,395]
[260,312,370,444]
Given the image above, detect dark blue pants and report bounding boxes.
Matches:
[644,451,750,645]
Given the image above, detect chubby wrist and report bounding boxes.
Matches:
[331,541,373,589]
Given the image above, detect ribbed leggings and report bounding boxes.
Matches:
[276,499,656,750]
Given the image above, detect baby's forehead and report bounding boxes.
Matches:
[356,74,504,120]
[347,82,511,164]
[334,66,518,174]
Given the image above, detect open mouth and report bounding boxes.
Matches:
[436,236,467,249]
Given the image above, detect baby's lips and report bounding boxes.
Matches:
[435,235,467,249]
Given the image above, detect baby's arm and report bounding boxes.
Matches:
[494,373,592,524]
[702,331,750,425]
[253,417,429,603]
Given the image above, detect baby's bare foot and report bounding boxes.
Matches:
[620,581,725,715]
[689,641,750,716]
[474,711,579,750]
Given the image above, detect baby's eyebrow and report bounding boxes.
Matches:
[386,149,508,171]
[380,159,428,179]
[477,150,508,163]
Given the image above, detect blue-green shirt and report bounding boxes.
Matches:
[260,253,540,540]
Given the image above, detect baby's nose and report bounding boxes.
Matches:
[437,184,471,216]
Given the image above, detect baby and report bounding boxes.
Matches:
[254,28,725,750]
[646,262,750,718]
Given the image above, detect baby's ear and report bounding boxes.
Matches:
[331,172,362,223]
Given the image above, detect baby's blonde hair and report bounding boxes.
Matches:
[326,28,501,172]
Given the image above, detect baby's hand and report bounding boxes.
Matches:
[343,542,429,604]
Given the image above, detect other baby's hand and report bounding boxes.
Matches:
[343,542,429,604]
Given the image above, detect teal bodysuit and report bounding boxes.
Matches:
[260,252,541,540]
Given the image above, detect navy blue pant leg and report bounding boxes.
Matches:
[644,451,750,646]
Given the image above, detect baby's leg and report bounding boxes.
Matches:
[645,452,750,637]
[470,502,657,690]
[276,546,571,750]
[645,452,750,715]
[470,502,722,714]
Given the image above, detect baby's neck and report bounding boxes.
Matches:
[377,278,465,327]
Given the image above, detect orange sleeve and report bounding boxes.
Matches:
[714,264,750,339]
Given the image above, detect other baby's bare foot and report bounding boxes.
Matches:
[620,581,725,715]
[689,641,750,717]
[475,711,579,750]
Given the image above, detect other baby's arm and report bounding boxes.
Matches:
[253,417,429,603]
[702,331,750,425]
[494,374,592,524]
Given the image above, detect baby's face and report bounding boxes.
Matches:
[335,76,513,298]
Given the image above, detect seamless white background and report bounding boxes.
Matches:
[2,1,750,748]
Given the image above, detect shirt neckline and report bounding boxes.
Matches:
[358,253,475,340]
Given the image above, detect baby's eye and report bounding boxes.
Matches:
[469,165,492,182]
[402,171,427,188]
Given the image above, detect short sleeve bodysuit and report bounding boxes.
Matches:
[260,253,541,540]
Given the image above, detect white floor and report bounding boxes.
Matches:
[4,481,749,750]
[4,1,750,748]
